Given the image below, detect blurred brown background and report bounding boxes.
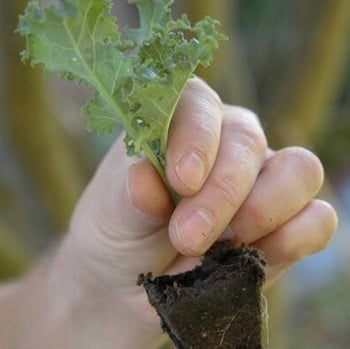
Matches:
[0,0,349,348]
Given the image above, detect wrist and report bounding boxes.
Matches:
[43,235,163,349]
[0,235,163,349]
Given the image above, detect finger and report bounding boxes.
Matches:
[230,147,325,244]
[127,160,174,230]
[252,199,338,288]
[69,136,177,285]
[71,136,173,238]
[166,77,223,195]
[169,106,267,256]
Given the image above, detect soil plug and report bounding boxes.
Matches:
[138,241,267,348]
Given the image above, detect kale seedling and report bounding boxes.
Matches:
[17,0,225,200]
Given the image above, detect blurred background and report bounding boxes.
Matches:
[0,0,349,348]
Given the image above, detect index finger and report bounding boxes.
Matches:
[166,77,223,196]
[169,106,267,256]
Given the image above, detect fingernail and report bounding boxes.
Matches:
[175,208,214,255]
[176,152,206,190]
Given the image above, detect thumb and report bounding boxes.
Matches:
[68,135,176,286]
[72,135,173,237]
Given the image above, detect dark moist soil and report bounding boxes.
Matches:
[138,241,267,349]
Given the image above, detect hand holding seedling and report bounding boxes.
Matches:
[51,77,335,345]
[0,1,338,348]
[0,77,337,349]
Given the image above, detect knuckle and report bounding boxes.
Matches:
[289,147,325,193]
[209,173,240,210]
[187,77,223,111]
[242,199,274,235]
[192,117,220,147]
[230,106,265,139]
[237,107,260,126]
[241,125,267,156]
[181,78,222,146]
[235,106,260,124]
[225,112,267,157]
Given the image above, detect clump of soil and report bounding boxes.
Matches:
[138,241,267,349]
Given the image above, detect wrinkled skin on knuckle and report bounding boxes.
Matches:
[231,106,261,124]
[186,77,223,112]
[186,118,220,154]
[240,199,276,239]
[225,105,264,132]
[209,172,241,211]
[224,109,267,158]
[168,76,222,167]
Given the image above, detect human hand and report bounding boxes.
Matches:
[46,77,337,348]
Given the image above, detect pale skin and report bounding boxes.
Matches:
[0,78,337,348]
